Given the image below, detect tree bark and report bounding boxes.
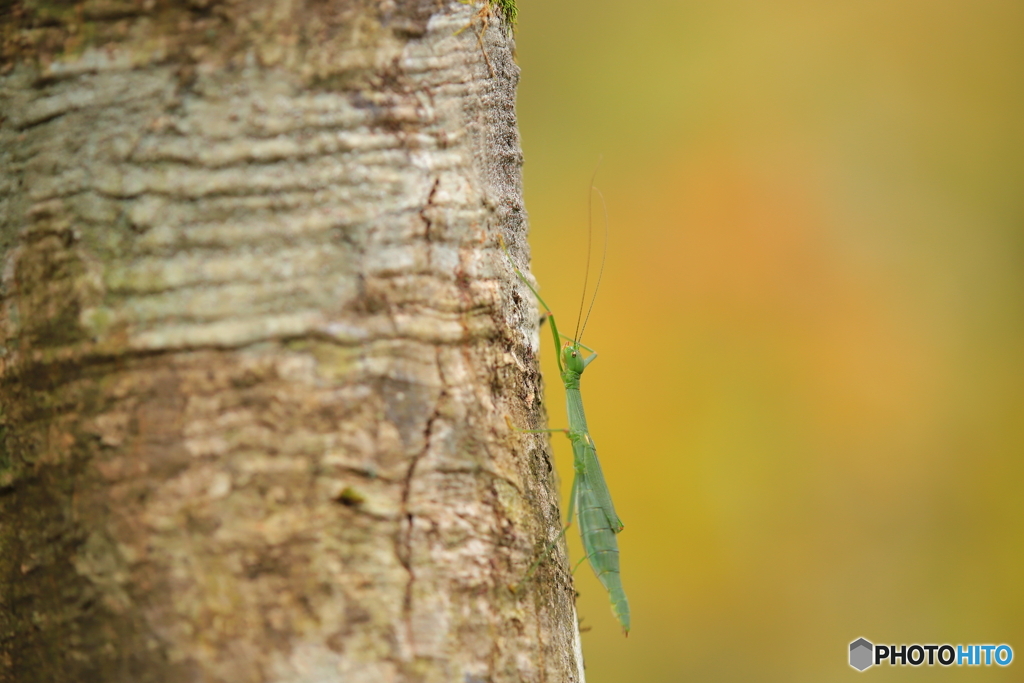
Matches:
[0,1,584,681]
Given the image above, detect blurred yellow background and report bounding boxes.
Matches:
[514,1,1024,680]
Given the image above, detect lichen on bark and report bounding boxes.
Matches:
[0,1,584,681]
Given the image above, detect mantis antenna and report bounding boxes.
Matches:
[574,168,610,348]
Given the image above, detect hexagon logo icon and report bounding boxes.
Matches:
[850,638,873,671]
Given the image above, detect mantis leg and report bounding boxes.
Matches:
[510,472,578,592]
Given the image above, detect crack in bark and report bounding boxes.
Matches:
[421,177,440,244]
[395,345,444,655]
[421,177,441,274]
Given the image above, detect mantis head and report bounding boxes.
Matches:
[562,343,586,374]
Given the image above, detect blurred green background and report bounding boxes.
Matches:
[513,1,1024,680]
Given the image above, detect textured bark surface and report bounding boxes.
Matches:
[0,1,584,681]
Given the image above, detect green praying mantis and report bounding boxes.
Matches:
[501,187,630,635]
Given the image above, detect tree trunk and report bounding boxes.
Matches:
[0,2,584,681]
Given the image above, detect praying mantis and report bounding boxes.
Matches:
[501,187,630,635]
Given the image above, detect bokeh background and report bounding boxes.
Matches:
[513,1,1024,680]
